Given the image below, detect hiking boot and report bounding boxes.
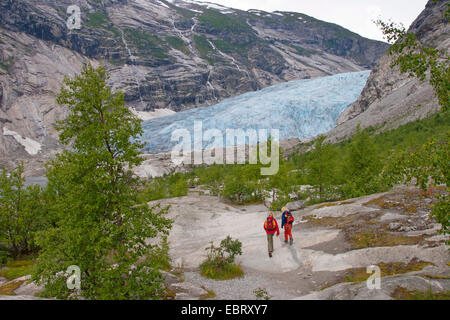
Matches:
[269,252,272,258]
[284,240,288,244]
[290,238,293,245]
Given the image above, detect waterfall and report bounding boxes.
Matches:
[119,28,146,109]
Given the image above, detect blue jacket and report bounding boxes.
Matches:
[281,211,292,228]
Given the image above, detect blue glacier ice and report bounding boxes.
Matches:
[140,71,370,153]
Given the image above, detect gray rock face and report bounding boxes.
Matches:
[161,270,181,287]
[0,0,388,170]
[0,29,93,174]
[389,222,402,231]
[295,266,450,300]
[328,0,449,143]
[170,282,208,298]
[286,200,307,211]
[0,294,48,300]
[13,280,43,296]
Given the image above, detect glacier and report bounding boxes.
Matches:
[140,71,370,153]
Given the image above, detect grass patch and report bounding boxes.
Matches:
[421,274,450,280]
[200,261,244,280]
[350,231,424,249]
[85,11,110,28]
[253,287,271,300]
[212,39,252,56]
[0,57,15,73]
[163,287,177,300]
[321,259,435,290]
[0,61,9,72]
[0,260,35,280]
[0,280,25,295]
[289,45,318,57]
[199,287,216,300]
[138,173,189,203]
[193,35,216,65]
[124,29,169,60]
[200,236,243,281]
[171,263,185,283]
[364,196,418,214]
[84,11,121,38]
[392,287,450,300]
[146,237,172,272]
[344,260,433,283]
[198,9,254,35]
[166,36,190,55]
[364,196,395,208]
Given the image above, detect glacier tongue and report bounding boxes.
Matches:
[141,71,371,153]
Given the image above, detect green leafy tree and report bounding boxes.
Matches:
[32,64,172,299]
[377,2,449,236]
[384,135,449,235]
[266,161,297,210]
[221,165,262,204]
[305,136,337,202]
[0,163,47,257]
[342,125,382,197]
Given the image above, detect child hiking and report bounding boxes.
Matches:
[264,212,280,258]
[281,207,294,245]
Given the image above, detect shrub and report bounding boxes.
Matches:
[253,287,271,300]
[0,247,11,265]
[0,163,49,257]
[200,236,243,280]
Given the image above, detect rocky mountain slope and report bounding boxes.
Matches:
[327,0,449,143]
[0,0,389,172]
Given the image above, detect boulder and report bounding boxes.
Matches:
[160,270,180,287]
[175,292,194,300]
[13,280,43,296]
[0,294,47,300]
[286,200,307,211]
[389,222,402,231]
[170,282,208,297]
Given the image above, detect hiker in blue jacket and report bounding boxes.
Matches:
[281,207,294,245]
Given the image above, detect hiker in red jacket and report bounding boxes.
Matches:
[264,212,280,258]
[281,207,294,245]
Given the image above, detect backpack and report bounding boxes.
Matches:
[266,217,275,231]
[285,211,294,224]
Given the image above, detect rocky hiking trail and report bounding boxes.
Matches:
[1,185,448,300]
[157,185,449,300]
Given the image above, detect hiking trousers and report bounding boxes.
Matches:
[284,224,293,241]
[267,233,274,253]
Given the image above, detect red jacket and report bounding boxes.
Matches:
[264,217,280,236]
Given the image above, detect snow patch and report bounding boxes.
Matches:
[178,0,233,12]
[3,127,42,155]
[188,8,203,13]
[156,0,170,9]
